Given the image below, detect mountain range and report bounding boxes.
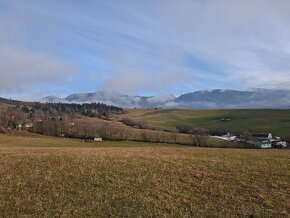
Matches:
[42,88,290,109]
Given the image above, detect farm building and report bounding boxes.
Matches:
[211,133,237,141]
[252,133,272,141]
[94,138,102,142]
[255,141,272,149]
[273,141,287,148]
[25,123,33,128]
[244,133,286,149]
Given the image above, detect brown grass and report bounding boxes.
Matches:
[0,135,289,217]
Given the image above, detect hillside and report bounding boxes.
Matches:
[0,97,15,113]
[117,109,290,141]
[0,97,21,105]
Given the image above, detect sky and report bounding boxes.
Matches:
[1,0,290,100]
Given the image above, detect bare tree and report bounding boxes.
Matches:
[192,128,209,146]
[176,124,194,134]
[171,130,179,144]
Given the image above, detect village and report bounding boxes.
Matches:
[212,132,287,149]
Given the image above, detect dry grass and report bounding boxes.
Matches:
[0,133,178,148]
[0,135,289,217]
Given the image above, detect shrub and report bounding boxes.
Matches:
[176,124,193,134]
[121,118,158,130]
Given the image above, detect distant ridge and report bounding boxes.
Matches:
[42,88,290,109]
[0,97,21,104]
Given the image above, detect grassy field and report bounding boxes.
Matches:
[117,109,290,140]
[0,133,178,148]
[0,134,289,217]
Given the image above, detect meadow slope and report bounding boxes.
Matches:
[0,134,289,217]
[117,109,290,140]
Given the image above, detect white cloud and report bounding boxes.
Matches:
[0,47,79,94]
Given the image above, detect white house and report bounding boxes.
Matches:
[25,123,33,128]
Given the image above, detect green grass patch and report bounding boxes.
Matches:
[120,109,290,140]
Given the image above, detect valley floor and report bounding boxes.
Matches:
[0,134,289,217]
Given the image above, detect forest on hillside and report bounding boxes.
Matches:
[0,102,124,131]
[21,102,124,118]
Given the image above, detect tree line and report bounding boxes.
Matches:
[21,102,124,118]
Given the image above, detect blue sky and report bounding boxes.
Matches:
[1,0,290,100]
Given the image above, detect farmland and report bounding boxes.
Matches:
[0,134,289,217]
[117,109,290,140]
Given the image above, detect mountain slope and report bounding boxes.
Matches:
[175,89,290,109]
[42,89,290,109]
